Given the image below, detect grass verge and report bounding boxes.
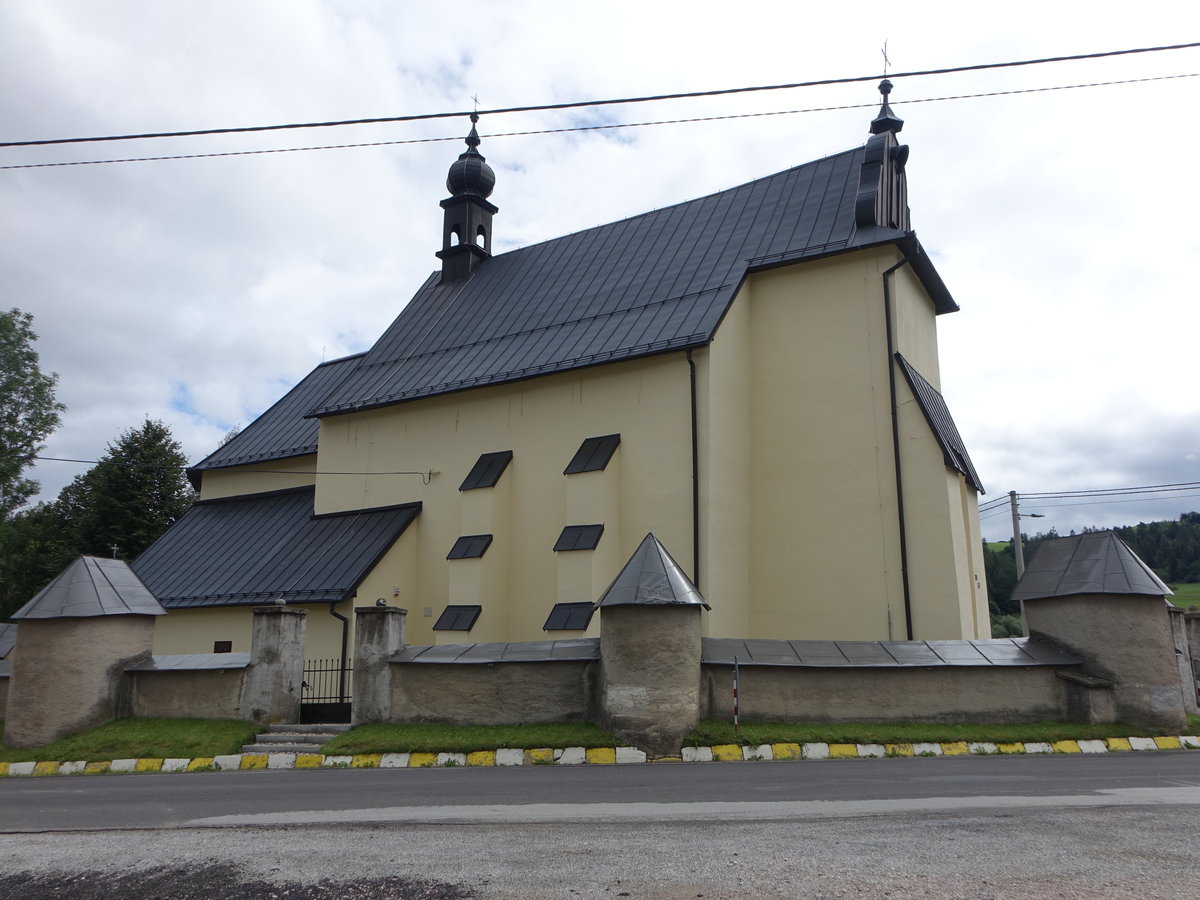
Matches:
[323,722,619,755]
[0,717,258,763]
[683,719,1165,747]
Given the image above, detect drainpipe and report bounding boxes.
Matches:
[328,602,349,704]
[686,349,701,588]
[882,256,915,640]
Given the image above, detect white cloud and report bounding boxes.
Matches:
[3,0,1198,544]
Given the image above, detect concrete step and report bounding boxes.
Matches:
[242,723,351,754]
[242,742,333,754]
[265,723,352,734]
[251,732,340,745]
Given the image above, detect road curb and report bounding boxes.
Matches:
[3,734,1199,776]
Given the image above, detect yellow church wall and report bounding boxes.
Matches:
[740,251,904,639]
[890,261,941,384]
[179,247,985,648]
[313,355,694,643]
[715,245,983,641]
[197,455,317,501]
[151,599,353,660]
[691,292,752,638]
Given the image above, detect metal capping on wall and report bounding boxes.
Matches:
[699,637,1080,668]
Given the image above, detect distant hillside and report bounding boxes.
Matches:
[984,512,1200,627]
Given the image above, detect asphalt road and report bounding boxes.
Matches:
[3,753,1200,898]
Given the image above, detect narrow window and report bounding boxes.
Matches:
[564,434,620,474]
[447,534,493,560]
[543,602,595,631]
[459,450,513,491]
[554,524,604,551]
[433,605,482,631]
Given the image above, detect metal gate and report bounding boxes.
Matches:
[300,658,352,724]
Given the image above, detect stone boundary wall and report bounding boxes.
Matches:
[699,664,1071,724]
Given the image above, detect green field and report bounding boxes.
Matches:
[1169,583,1200,608]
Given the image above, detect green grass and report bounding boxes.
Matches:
[0,717,258,763]
[4,715,1195,762]
[1168,583,1200,608]
[323,722,619,755]
[986,541,1011,552]
[683,719,1162,747]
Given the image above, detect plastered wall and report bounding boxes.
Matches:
[131,668,246,720]
[700,664,1067,723]
[198,455,317,501]
[389,660,596,724]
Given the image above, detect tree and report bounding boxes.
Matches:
[0,309,65,520]
[0,501,75,619]
[68,419,195,560]
[0,419,194,618]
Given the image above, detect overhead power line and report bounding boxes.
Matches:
[3,72,1194,172]
[3,40,1197,149]
[978,480,1200,522]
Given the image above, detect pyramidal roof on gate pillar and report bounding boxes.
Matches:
[10,556,166,620]
[1012,531,1173,603]
[594,533,710,609]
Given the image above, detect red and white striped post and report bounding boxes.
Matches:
[732,655,740,733]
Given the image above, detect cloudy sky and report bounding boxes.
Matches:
[2,1,1198,541]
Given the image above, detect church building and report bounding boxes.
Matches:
[134,82,989,662]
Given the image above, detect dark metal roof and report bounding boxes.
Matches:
[701,637,1080,667]
[126,652,252,672]
[392,638,600,664]
[895,353,984,493]
[1012,531,1173,602]
[0,622,17,658]
[309,144,954,418]
[11,556,166,620]
[189,353,363,480]
[131,486,420,608]
[594,532,709,609]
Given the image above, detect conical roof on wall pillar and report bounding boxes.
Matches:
[10,556,166,620]
[1012,531,1172,603]
[594,533,710,609]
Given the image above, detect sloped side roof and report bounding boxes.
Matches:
[131,486,420,608]
[895,353,984,493]
[190,353,363,478]
[1012,531,1172,602]
[594,532,709,609]
[11,556,165,620]
[310,146,951,417]
[0,622,17,658]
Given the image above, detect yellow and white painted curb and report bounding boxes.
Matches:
[3,735,1198,776]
